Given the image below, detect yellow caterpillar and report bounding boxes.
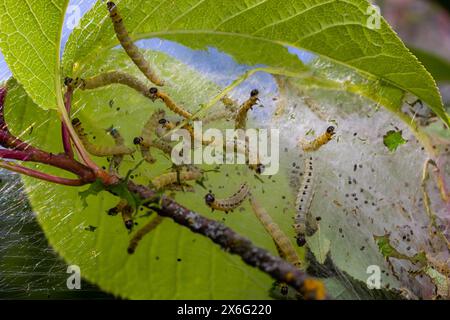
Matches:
[64,72,150,96]
[127,215,164,254]
[151,169,202,190]
[294,156,317,247]
[107,126,126,173]
[106,2,164,86]
[134,110,168,164]
[149,87,192,119]
[250,196,302,269]
[205,183,250,213]
[299,126,335,152]
[72,118,134,157]
[235,89,260,130]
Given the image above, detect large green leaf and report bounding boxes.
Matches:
[63,0,448,125]
[0,0,68,110]
[409,47,450,83]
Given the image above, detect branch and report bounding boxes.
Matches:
[127,181,327,300]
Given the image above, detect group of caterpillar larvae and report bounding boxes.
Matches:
[66,1,328,299]
[107,166,203,254]
[203,183,325,300]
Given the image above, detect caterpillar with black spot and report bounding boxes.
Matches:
[235,89,260,130]
[149,87,192,119]
[204,183,250,213]
[294,156,317,247]
[127,215,163,254]
[299,126,335,152]
[250,196,302,269]
[108,199,134,230]
[151,168,202,190]
[107,126,126,173]
[106,2,164,86]
[72,118,134,157]
[133,110,167,163]
[64,72,149,96]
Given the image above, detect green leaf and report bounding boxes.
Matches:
[409,47,450,83]
[0,0,68,110]
[4,50,304,299]
[383,130,407,152]
[62,0,447,126]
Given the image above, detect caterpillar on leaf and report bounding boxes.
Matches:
[64,72,149,97]
[235,89,260,130]
[149,87,192,119]
[249,196,302,269]
[204,183,250,213]
[107,126,127,173]
[127,215,164,254]
[72,118,134,157]
[294,156,318,247]
[299,126,335,152]
[106,2,164,86]
[151,168,202,190]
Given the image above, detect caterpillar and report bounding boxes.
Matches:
[64,72,150,97]
[299,126,335,152]
[107,126,126,172]
[106,2,164,86]
[250,196,302,269]
[235,89,260,130]
[149,87,192,119]
[108,199,134,230]
[133,137,156,164]
[133,110,167,164]
[151,168,202,190]
[294,156,317,247]
[134,136,173,164]
[204,183,250,213]
[141,110,166,146]
[158,118,212,146]
[127,215,164,254]
[72,118,134,157]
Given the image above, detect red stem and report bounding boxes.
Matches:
[0,149,31,161]
[62,87,74,158]
[0,161,87,186]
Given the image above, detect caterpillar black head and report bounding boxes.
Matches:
[250,89,259,97]
[124,219,133,230]
[133,136,143,145]
[296,235,306,247]
[326,126,335,135]
[149,87,158,95]
[204,192,215,206]
[256,163,265,175]
[71,118,80,126]
[158,118,168,125]
[106,1,116,11]
[64,77,73,86]
[107,207,119,216]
